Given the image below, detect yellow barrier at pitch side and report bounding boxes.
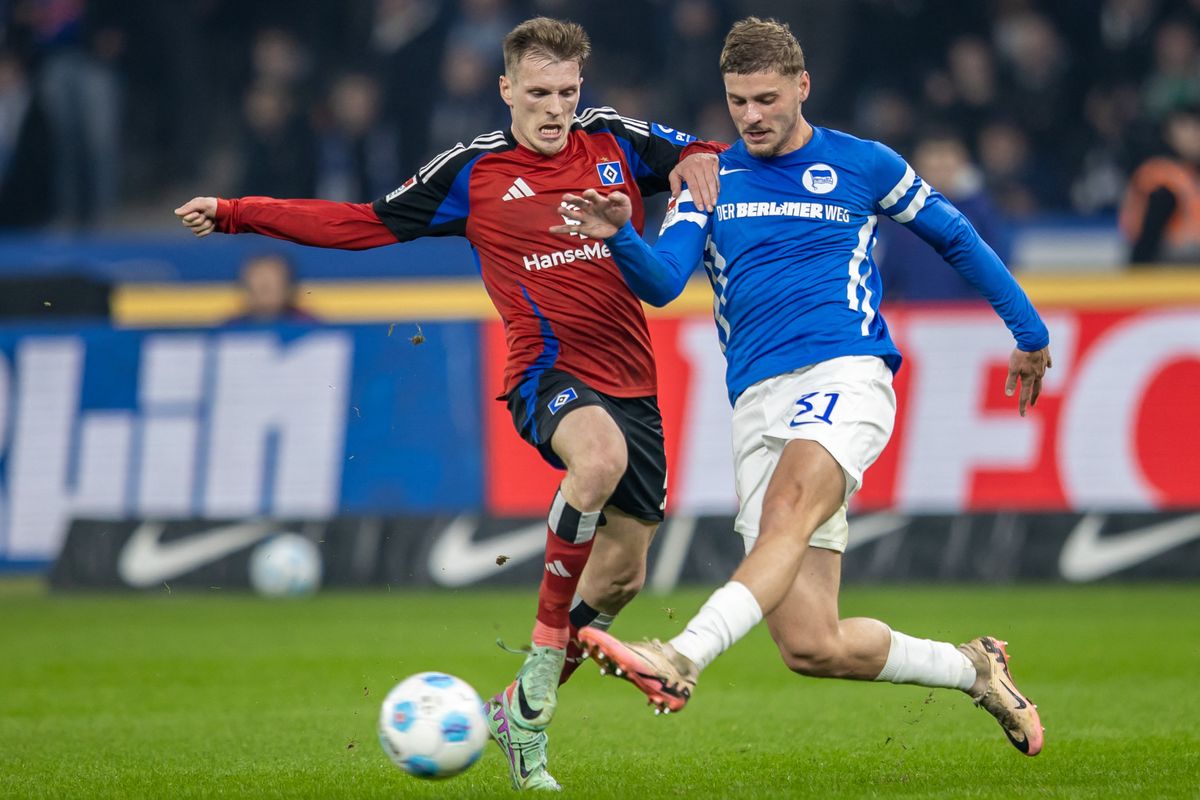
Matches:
[112,269,1200,326]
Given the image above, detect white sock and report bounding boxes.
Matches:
[874,629,977,691]
[669,581,763,671]
[591,612,615,632]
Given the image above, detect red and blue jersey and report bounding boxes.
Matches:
[217,108,714,399]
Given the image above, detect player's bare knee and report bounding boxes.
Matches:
[568,447,627,506]
[777,636,848,678]
[757,500,817,549]
[758,487,831,548]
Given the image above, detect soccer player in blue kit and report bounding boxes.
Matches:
[554,17,1051,756]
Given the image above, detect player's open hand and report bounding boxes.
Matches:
[1005,346,1052,417]
[174,197,218,237]
[670,153,720,212]
[551,190,632,240]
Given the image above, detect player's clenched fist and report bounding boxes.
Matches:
[174,197,218,237]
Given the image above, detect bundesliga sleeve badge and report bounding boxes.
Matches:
[385,175,418,202]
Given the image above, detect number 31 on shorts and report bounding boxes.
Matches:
[788,391,840,427]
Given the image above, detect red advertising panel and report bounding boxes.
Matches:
[484,306,1200,516]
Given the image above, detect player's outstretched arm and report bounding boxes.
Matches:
[873,145,1050,379]
[174,195,398,250]
[1005,346,1053,417]
[879,170,1052,411]
[921,207,1053,416]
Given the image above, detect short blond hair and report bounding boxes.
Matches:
[720,17,805,77]
[503,17,591,75]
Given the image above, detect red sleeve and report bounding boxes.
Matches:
[680,139,731,159]
[214,197,400,250]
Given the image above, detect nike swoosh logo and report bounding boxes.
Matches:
[1006,729,1030,753]
[639,671,687,697]
[117,521,277,588]
[516,682,542,721]
[1000,679,1028,710]
[1058,513,1200,581]
[718,166,751,175]
[426,515,547,587]
[843,512,911,552]
[518,751,533,779]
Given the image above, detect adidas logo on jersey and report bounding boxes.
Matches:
[502,177,536,201]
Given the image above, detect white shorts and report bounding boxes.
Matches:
[732,356,896,554]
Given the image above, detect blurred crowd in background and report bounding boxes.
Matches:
[1,0,1199,264]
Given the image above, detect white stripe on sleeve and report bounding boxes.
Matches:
[891,182,932,224]
[879,165,916,210]
[664,211,710,230]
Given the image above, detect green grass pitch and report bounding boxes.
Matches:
[1,579,1197,798]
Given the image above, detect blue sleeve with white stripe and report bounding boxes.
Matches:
[873,144,1050,351]
[605,191,710,307]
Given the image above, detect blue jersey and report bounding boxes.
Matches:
[606,126,1050,404]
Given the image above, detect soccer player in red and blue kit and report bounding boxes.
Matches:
[176,17,722,791]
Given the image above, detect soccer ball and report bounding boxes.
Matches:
[248,533,322,597]
[378,672,488,779]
